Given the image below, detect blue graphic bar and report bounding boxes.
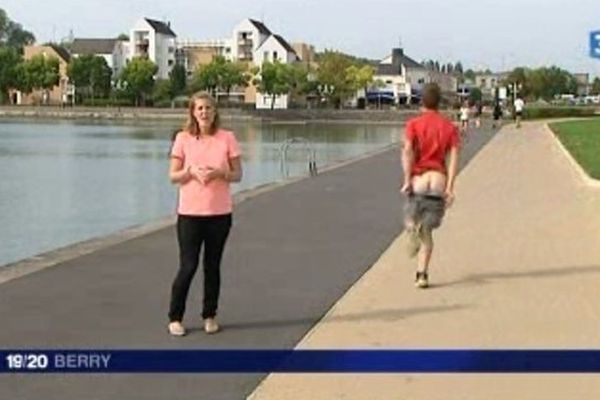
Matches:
[3,350,600,373]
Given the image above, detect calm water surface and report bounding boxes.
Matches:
[0,118,401,267]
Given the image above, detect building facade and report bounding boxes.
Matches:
[13,45,73,105]
[254,34,299,109]
[129,18,177,80]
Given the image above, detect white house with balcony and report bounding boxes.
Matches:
[71,38,127,80]
[254,34,299,109]
[231,18,272,63]
[128,18,177,79]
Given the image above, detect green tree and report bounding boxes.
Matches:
[67,55,112,104]
[189,59,221,95]
[152,79,173,105]
[13,62,30,94]
[505,67,530,98]
[454,62,464,75]
[189,56,250,101]
[468,87,482,104]
[169,64,187,97]
[0,46,21,103]
[254,61,293,109]
[464,69,476,82]
[591,77,600,95]
[525,66,577,100]
[0,8,35,52]
[120,57,158,106]
[288,63,311,96]
[316,51,355,108]
[220,60,250,98]
[17,54,59,102]
[346,64,374,95]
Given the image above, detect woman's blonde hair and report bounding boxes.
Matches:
[184,91,220,136]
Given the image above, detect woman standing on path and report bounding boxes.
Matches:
[167,92,242,336]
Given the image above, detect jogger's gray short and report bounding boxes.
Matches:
[404,193,446,230]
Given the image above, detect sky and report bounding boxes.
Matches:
[3,0,600,76]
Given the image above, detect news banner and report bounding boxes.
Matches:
[4,350,600,373]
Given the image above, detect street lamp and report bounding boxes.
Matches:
[317,84,334,107]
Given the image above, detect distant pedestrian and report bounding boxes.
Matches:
[401,83,460,288]
[514,96,525,128]
[474,101,483,128]
[492,101,503,129]
[167,92,243,336]
[459,101,470,142]
[459,101,470,132]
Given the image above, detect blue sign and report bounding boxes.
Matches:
[590,30,600,59]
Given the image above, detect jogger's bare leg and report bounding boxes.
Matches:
[417,227,433,273]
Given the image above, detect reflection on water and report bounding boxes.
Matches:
[0,118,401,267]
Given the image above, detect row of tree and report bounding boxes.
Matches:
[173,51,377,109]
[503,66,598,100]
[422,60,465,76]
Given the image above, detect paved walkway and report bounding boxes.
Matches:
[0,125,493,400]
[249,121,600,399]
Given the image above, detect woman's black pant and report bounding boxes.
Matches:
[169,214,231,322]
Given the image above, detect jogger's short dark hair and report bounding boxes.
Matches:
[422,83,441,109]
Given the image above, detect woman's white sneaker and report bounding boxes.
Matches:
[203,318,220,334]
[168,321,186,336]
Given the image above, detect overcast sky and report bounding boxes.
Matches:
[3,0,600,75]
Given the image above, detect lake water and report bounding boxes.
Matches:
[0,118,401,267]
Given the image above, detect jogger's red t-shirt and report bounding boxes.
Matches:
[405,110,460,176]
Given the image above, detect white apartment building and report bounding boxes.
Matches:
[129,18,177,80]
[254,34,299,109]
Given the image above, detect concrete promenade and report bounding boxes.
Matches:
[249,121,600,399]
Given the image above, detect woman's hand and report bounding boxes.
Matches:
[197,166,227,185]
[187,165,207,182]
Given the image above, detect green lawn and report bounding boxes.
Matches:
[549,119,600,180]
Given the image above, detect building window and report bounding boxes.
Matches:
[273,51,278,61]
[168,59,174,66]
[418,78,425,84]
[264,51,269,61]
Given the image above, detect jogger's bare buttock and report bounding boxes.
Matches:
[410,171,446,195]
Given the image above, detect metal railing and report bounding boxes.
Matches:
[279,137,318,178]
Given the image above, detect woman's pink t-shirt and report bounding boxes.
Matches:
[171,129,241,216]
